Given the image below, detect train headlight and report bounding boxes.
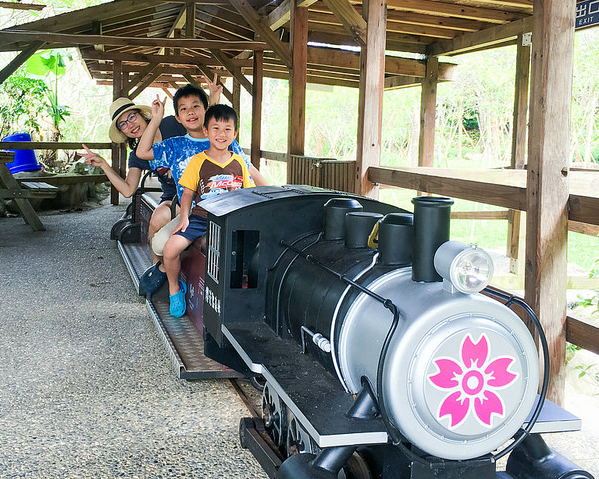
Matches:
[434,241,494,293]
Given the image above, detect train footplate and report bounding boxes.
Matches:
[117,240,244,380]
[223,321,389,447]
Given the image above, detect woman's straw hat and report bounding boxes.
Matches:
[108,97,152,143]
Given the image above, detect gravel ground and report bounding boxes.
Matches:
[0,201,267,479]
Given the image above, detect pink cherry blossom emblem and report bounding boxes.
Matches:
[428,333,518,429]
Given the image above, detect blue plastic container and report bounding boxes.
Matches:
[1,132,42,174]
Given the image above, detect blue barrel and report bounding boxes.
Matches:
[1,133,42,173]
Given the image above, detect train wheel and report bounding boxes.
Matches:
[250,375,266,391]
[339,452,373,479]
[286,416,314,456]
[262,384,287,448]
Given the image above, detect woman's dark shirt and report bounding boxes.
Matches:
[127,115,185,202]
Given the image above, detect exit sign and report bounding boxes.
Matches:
[576,0,599,29]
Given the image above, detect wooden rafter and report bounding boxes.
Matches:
[321,0,366,45]
[123,62,159,93]
[427,16,533,56]
[386,0,528,23]
[0,41,44,85]
[229,0,292,69]
[210,48,252,93]
[0,30,268,51]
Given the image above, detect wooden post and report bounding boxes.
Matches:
[355,0,386,197]
[507,34,531,274]
[287,3,308,183]
[251,51,263,170]
[111,60,125,205]
[418,57,439,168]
[525,0,575,406]
[232,79,241,140]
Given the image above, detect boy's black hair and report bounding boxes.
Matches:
[203,104,239,131]
[173,84,208,113]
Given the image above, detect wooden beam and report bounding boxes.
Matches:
[111,59,123,205]
[251,51,263,170]
[123,63,159,94]
[511,34,531,170]
[1,141,111,150]
[355,0,386,197]
[0,2,45,10]
[569,194,599,226]
[368,166,528,210]
[418,57,438,168]
[0,31,268,51]
[384,75,421,90]
[0,41,44,85]
[321,0,366,45]
[185,3,196,38]
[232,79,241,137]
[266,0,318,30]
[567,315,599,356]
[386,0,529,23]
[306,46,456,79]
[128,69,163,100]
[506,35,531,271]
[427,17,533,56]
[287,4,308,182]
[80,49,251,67]
[210,49,252,94]
[524,0,575,406]
[228,0,292,68]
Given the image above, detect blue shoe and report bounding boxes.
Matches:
[140,261,167,295]
[169,280,187,318]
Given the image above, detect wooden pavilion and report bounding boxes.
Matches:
[0,0,598,405]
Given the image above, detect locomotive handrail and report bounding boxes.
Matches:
[280,238,405,444]
[482,287,551,460]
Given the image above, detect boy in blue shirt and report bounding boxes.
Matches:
[136,84,267,294]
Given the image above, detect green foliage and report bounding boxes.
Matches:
[0,71,48,137]
[25,49,72,134]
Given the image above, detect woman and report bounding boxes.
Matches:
[80,77,222,271]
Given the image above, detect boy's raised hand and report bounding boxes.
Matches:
[203,73,222,105]
[151,95,167,119]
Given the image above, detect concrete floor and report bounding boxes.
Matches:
[0,200,596,478]
[0,201,268,478]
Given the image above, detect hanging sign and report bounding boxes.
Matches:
[576,0,599,29]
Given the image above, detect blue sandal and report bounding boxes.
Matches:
[140,261,167,295]
[169,280,187,318]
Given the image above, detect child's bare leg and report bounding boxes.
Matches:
[149,202,173,266]
[163,234,192,295]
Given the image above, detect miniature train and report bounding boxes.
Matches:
[114,184,594,479]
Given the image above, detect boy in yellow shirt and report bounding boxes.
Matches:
[162,104,255,318]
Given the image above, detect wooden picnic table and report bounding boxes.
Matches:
[0,151,58,231]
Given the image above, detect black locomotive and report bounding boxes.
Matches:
[196,185,593,479]
[115,184,594,479]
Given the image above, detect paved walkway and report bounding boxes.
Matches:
[0,202,267,478]
[0,201,597,478]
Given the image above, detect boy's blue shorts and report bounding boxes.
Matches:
[174,214,207,243]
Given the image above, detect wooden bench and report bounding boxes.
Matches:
[0,151,58,231]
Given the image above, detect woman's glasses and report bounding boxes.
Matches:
[117,111,138,130]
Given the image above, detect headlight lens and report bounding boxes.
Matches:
[434,241,494,293]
